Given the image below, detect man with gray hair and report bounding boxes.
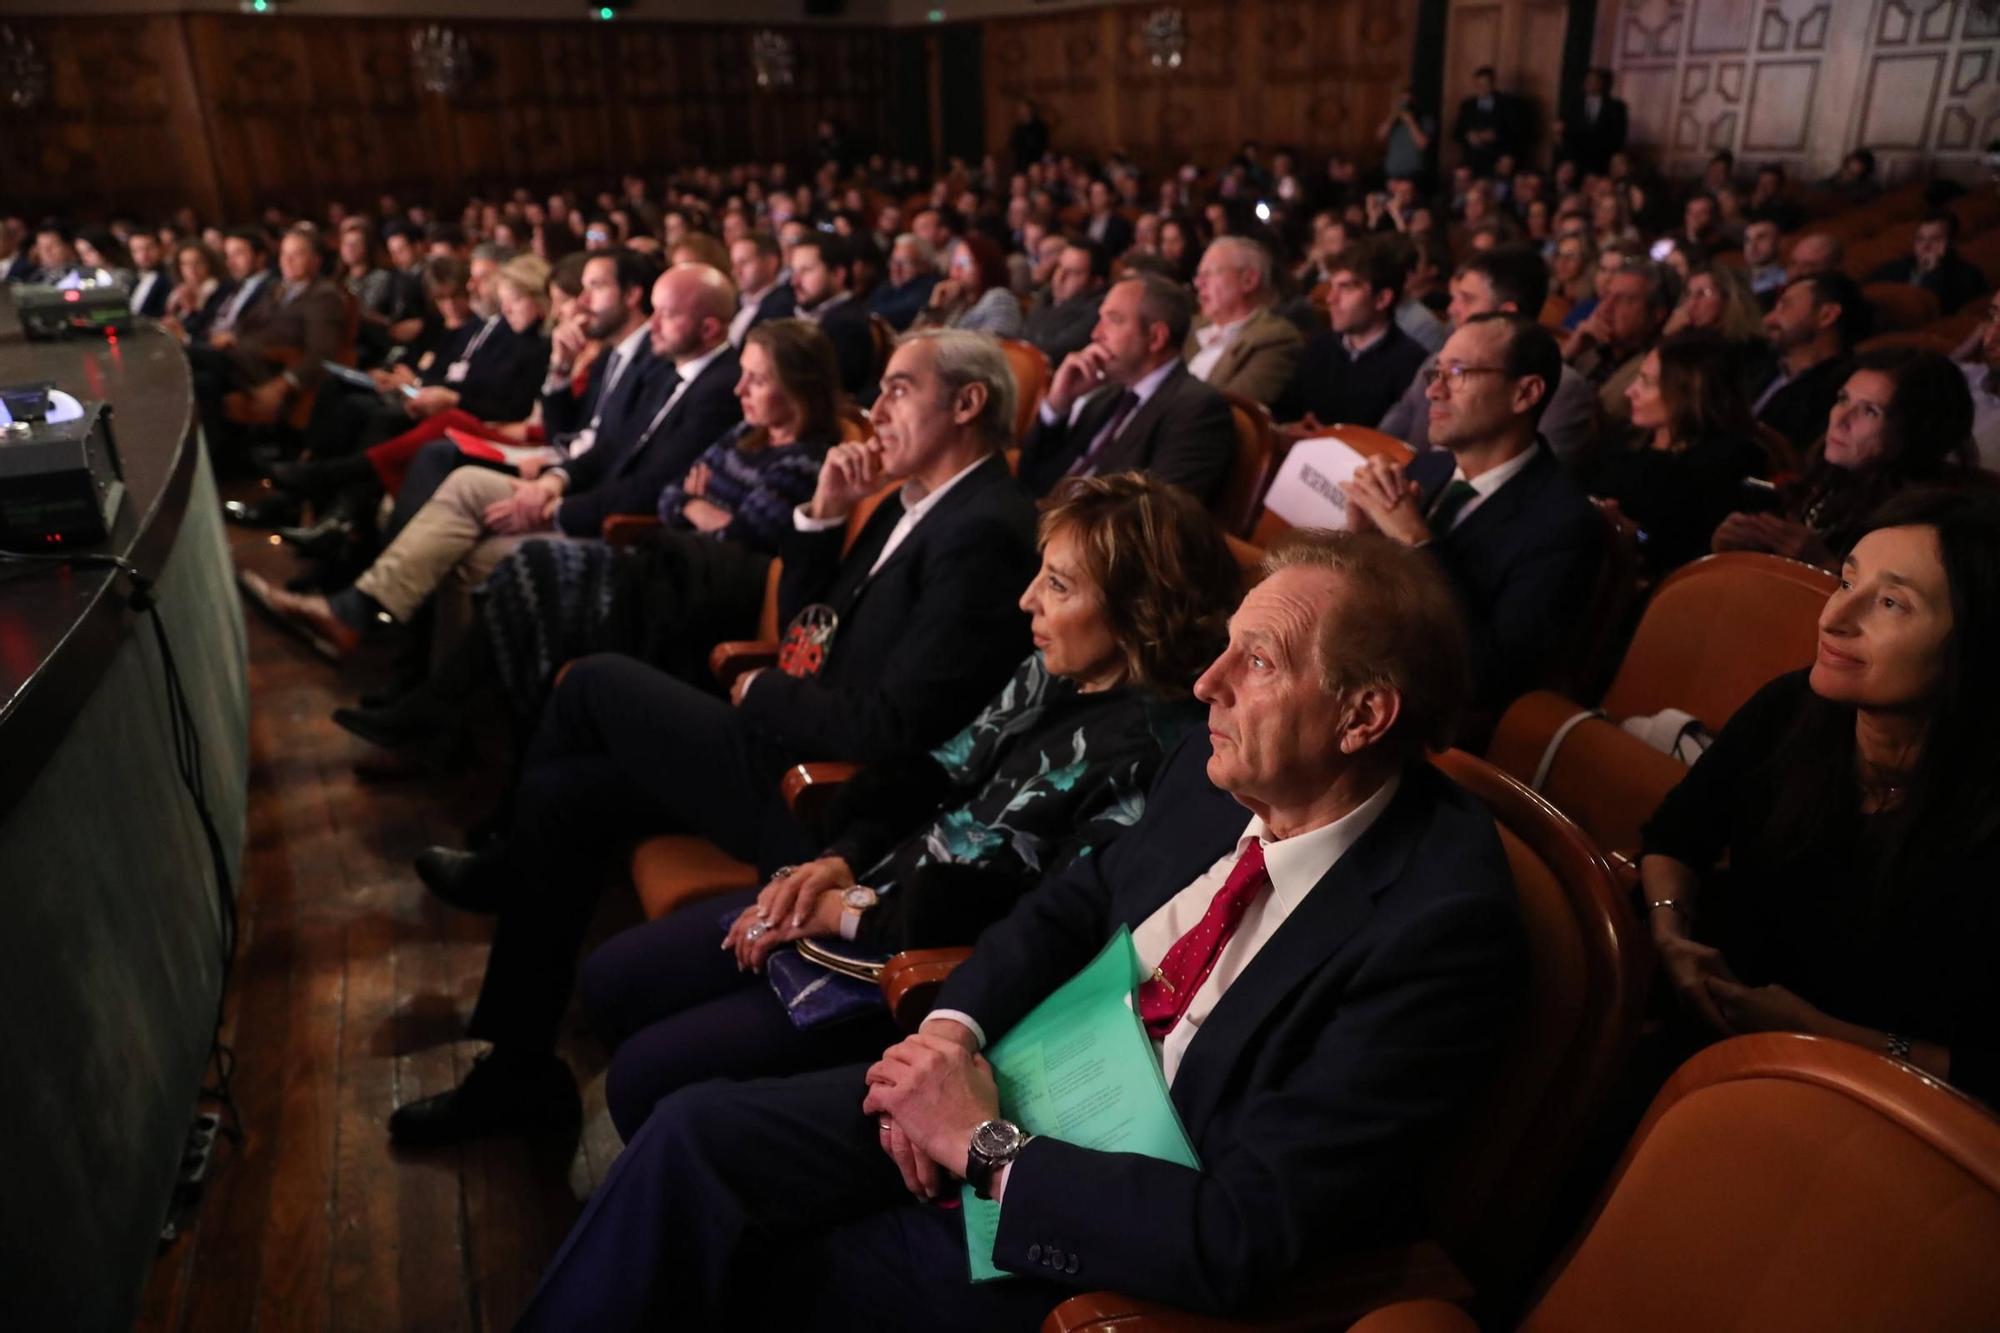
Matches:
[384,325,1038,1148]
[1186,235,1305,406]
[869,232,941,332]
[1019,271,1237,503]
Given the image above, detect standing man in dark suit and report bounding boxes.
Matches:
[1343,313,1600,723]
[1453,67,1522,178]
[385,329,1039,1145]
[1554,67,1627,175]
[793,232,878,400]
[239,263,742,662]
[1019,272,1235,503]
[728,232,795,347]
[509,528,1526,1332]
[125,231,172,318]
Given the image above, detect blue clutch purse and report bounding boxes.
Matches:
[718,908,890,1030]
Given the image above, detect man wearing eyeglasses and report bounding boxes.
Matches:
[1342,312,1599,739]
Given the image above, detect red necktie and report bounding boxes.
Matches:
[1136,841,1270,1039]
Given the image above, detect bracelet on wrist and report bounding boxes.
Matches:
[1645,897,1688,920]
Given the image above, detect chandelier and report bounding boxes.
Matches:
[410,24,474,97]
[0,26,49,112]
[751,30,795,91]
[1141,7,1187,71]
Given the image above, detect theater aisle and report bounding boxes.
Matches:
[135,495,626,1333]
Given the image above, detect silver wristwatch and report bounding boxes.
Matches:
[839,885,879,940]
[965,1118,1027,1200]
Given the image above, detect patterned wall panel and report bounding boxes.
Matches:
[1609,0,2000,180]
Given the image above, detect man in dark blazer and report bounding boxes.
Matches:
[1022,238,1109,364]
[381,328,1039,1145]
[1555,67,1627,175]
[508,528,1526,1332]
[125,231,172,318]
[1343,313,1600,725]
[1867,210,1989,316]
[728,231,796,347]
[793,232,878,400]
[1083,177,1134,258]
[1018,272,1235,503]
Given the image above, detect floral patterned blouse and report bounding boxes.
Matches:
[821,652,1203,953]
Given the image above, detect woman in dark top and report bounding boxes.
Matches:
[1711,347,1978,572]
[1590,332,1766,575]
[577,472,1243,1138]
[1643,488,2000,1105]
[332,318,838,749]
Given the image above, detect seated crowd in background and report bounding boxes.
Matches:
[11,75,2000,1330]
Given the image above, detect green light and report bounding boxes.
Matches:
[252,0,268,10]
[598,5,613,16]
[928,7,944,19]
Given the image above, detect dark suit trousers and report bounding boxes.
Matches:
[188,343,249,469]
[577,887,901,1138]
[513,1064,1068,1332]
[465,653,793,1054]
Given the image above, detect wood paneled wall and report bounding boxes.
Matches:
[0,13,902,224]
[1441,0,1570,168]
[980,0,1419,174]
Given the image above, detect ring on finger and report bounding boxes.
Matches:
[745,923,769,942]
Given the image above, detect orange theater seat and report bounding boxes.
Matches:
[1351,1033,2000,1333]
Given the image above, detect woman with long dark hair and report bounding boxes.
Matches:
[1586,332,1767,574]
[1712,347,1978,570]
[915,234,1023,338]
[1643,487,2000,1104]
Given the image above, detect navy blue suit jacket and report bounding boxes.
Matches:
[1408,444,1600,712]
[934,736,1526,1311]
[555,345,743,537]
[540,336,673,445]
[738,452,1038,763]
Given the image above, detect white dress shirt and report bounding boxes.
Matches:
[1431,440,1539,533]
[553,321,651,462]
[1039,355,1177,430]
[1186,314,1252,383]
[730,281,782,347]
[213,270,270,333]
[790,450,989,579]
[129,268,164,315]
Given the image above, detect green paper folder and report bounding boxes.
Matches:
[962,926,1200,1282]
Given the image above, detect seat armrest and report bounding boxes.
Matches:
[1038,1242,1472,1333]
[781,762,861,821]
[881,947,974,1031]
[601,514,663,548]
[709,639,779,686]
[1346,1299,1481,1333]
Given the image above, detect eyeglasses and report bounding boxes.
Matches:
[1422,364,1511,391]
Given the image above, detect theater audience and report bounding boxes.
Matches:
[1184,236,1304,405]
[581,471,1240,1137]
[336,318,840,750]
[1715,348,1976,570]
[163,241,230,343]
[1343,313,1599,721]
[237,262,740,662]
[1379,246,1596,459]
[1018,272,1235,503]
[384,329,1038,1146]
[1588,333,1766,575]
[1645,487,2000,1106]
[1754,270,1868,456]
[1021,238,1108,363]
[512,528,1525,1330]
[1273,238,1430,434]
[1867,210,1988,315]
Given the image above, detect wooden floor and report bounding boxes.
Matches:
[136,495,632,1333]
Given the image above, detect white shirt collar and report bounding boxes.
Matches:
[673,339,729,384]
[898,450,988,516]
[1452,439,1539,498]
[608,320,651,366]
[1126,356,1178,405]
[1195,311,1254,350]
[1235,771,1402,914]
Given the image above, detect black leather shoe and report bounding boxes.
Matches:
[388,1051,580,1147]
[277,516,357,563]
[414,845,504,913]
[223,496,302,528]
